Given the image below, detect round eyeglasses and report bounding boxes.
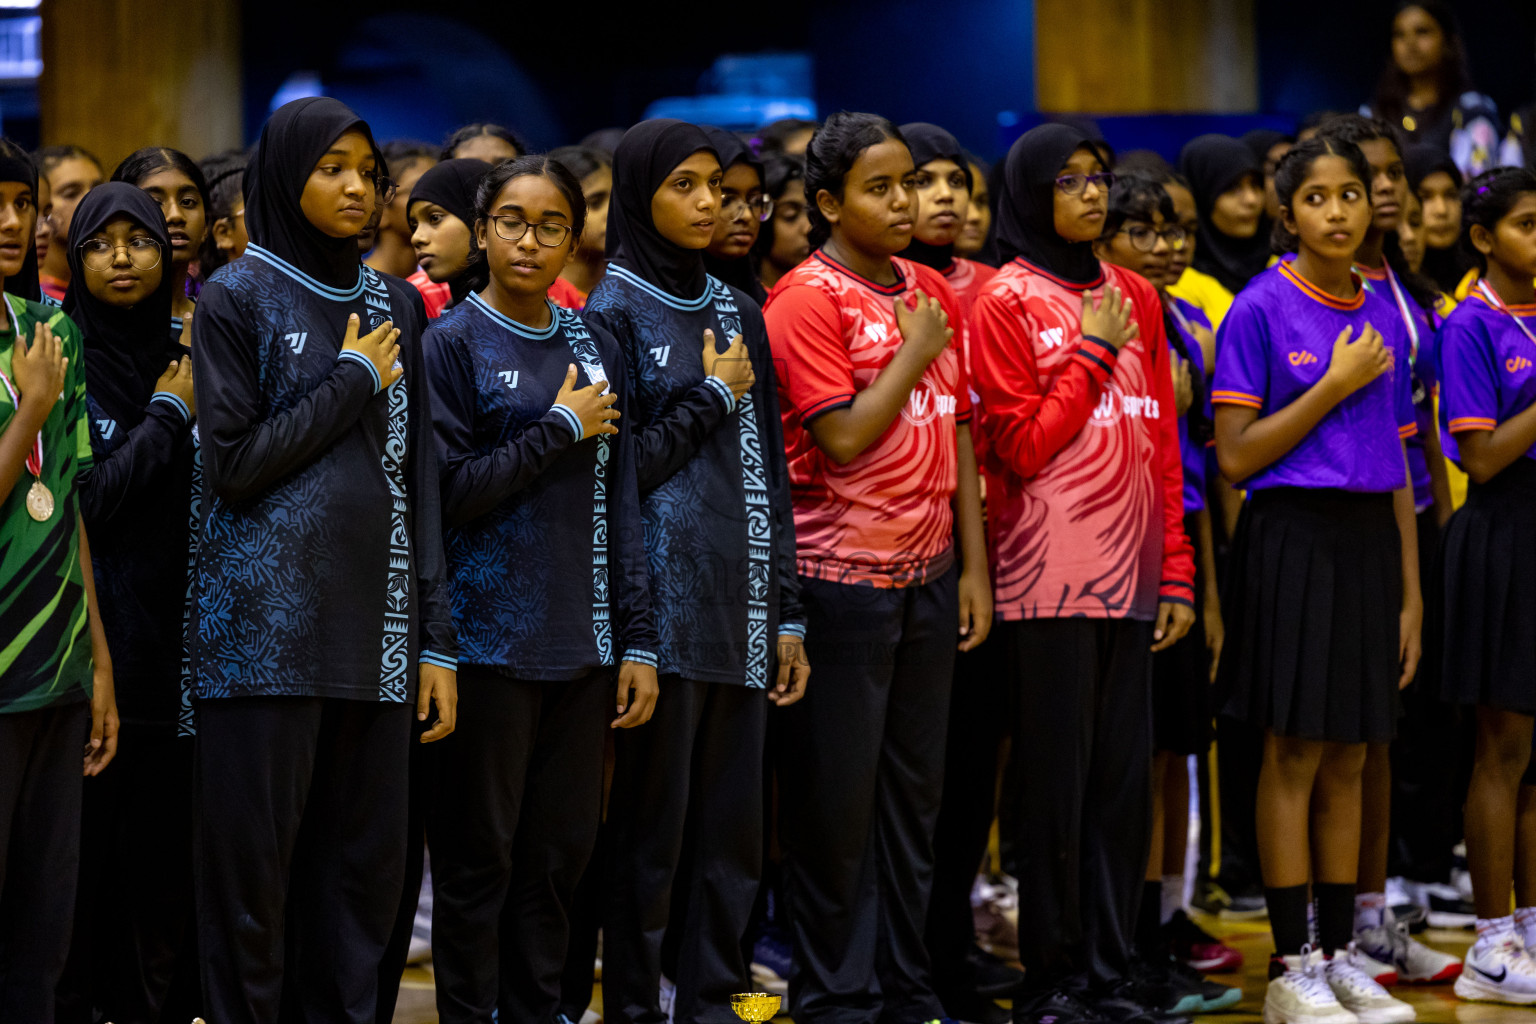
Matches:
[80,237,162,272]
[490,216,573,247]
[722,193,774,222]
[1054,172,1116,197]
[1116,224,1189,253]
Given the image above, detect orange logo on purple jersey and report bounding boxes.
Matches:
[1508,356,1532,373]
[1288,350,1319,366]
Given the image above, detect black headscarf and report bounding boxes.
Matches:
[64,182,176,423]
[606,119,719,299]
[995,123,1105,287]
[1240,128,1289,165]
[0,143,40,302]
[244,96,382,289]
[408,157,492,305]
[699,126,767,303]
[1403,142,1469,293]
[899,122,974,272]
[1179,134,1271,295]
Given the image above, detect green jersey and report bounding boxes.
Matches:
[0,294,93,712]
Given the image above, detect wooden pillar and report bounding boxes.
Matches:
[38,0,242,168]
[1035,0,1257,113]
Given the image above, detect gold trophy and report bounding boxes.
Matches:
[731,991,782,1021]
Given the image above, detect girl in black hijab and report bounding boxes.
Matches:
[0,138,41,302]
[58,181,202,1024]
[187,96,457,1024]
[407,156,492,309]
[701,125,769,305]
[1404,142,1471,297]
[585,119,807,1024]
[1171,134,1270,329]
[899,121,972,272]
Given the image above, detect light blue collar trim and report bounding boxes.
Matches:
[468,292,562,339]
[606,264,716,312]
[246,244,366,301]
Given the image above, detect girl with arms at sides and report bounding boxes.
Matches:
[586,118,808,1024]
[970,125,1192,1024]
[1169,134,1268,331]
[423,154,658,1024]
[753,151,810,293]
[764,112,989,1024]
[55,183,201,1024]
[1091,173,1242,1017]
[548,144,613,305]
[189,97,457,1024]
[198,150,248,278]
[1212,137,1421,1024]
[0,138,116,1021]
[112,147,208,334]
[1429,167,1536,1006]
[1313,118,1462,986]
[442,122,522,164]
[702,125,770,305]
[408,157,493,315]
[35,144,103,302]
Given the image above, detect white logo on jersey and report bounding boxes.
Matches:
[650,345,671,367]
[1090,383,1160,426]
[498,370,519,389]
[96,418,116,440]
[865,322,890,344]
[284,331,308,354]
[1041,327,1066,349]
[901,380,957,426]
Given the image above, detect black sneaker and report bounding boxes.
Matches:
[938,988,1009,1024]
[1124,957,1203,1017]
[966,945,1028,998]
[1095,979,1192,1024]
[1167,959,1242,1013]
[1189,879,1266,920]
[1012,986,1101,1024]
[1426,891,1476,929]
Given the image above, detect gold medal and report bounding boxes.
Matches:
[25,479,53,522]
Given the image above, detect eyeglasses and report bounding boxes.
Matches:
[1116,224,1189,253]
[373,176,398,205]
[79,237,162,272]
[1054,172,1116,197]
[722,193,774,222]
[489,216,573,247]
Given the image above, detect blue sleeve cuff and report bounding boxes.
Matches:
[150,391,191,423]
[622,648,658,668]
[777,622,807,639]
[419,650,457,670]
[703,375,737,413]
[550,403,583,441]
[337,349,384,393]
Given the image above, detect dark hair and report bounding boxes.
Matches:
[197,148,247,275]
[751,152,807,266]
[1460,166,1536,273]
[1101,172,1176,238]
[1372,2,1476,129]
[1113,149,1175,178]
[442,123,525,162]
[756,118,819,155]
[33,143,101,177]
[803,112,906,250]
[579,128,626,158]
[380,139,437,178]
[111,146,210,207]
[547,145,611,183]
[1315,115,1441,309]
[475,153,588,248]
[1269,135,1372,254]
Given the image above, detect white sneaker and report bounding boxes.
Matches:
[1455,930,1536,1004]
[1345,941,1398,986]
[1326,947,1415,1023]
[1354,915,1462,984]
[1264,948,1359,1024]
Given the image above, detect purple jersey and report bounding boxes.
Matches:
[1213,262,1416,493]
[1170,297,1212,513]
[1439,288,1536,466]
[1360,264,1437,508]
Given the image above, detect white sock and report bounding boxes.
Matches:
[1161,873,1184,924]
[1515,906,1536,948]
[1354,891,1387,933]
[1474,915,1515,951]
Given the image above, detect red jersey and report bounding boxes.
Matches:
[548,275,588,310]
[972,257,1194,621]
[406,268,451,319]
[945,256,999,464]
[764,251,972,589]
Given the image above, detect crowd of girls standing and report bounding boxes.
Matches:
[4,14,1536,1024]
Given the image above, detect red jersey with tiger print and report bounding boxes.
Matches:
[972,257,1194,620]
[764,250,971,589]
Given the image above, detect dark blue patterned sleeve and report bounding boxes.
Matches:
[583,305,734,496]
[79,395,191,525]
[752,321,805,636]
[599,333,659,666]
[192,280,378,504]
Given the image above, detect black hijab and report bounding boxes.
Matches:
[409,157,492,305]
[65,182,176,422]
[1179,134,1271,295]
[606,119,719,299]
[995,123,1105,287]
[699,126,767,303]
[0,143,40,302]
[1240,128,1288,165]
[245,96,382,289]
[899,122,974,272]
[1403,142,1470,293]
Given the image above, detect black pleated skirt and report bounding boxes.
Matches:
[1216,487,1402,744]
[1152,513,1215,755]
[1430,458,1536,715]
